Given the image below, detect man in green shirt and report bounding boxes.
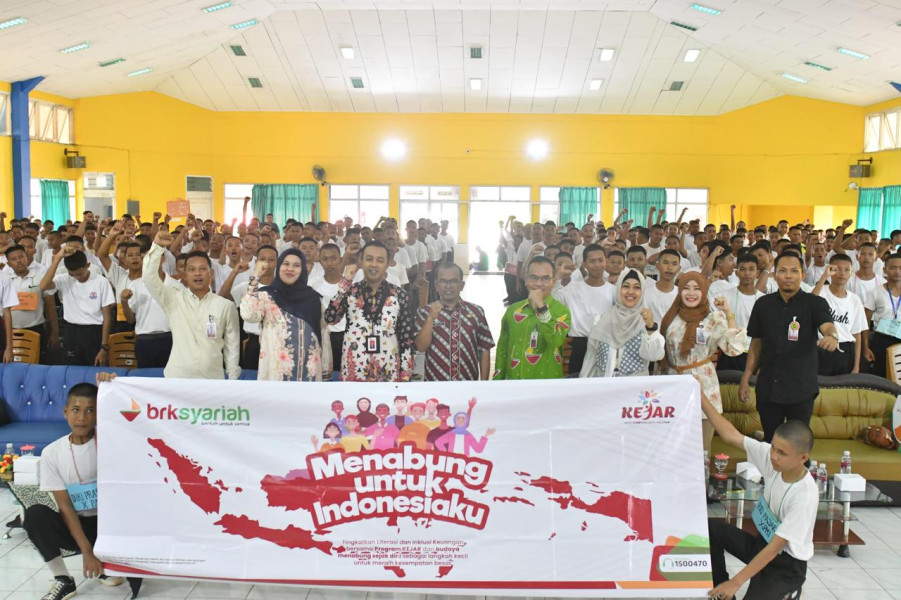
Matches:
[494,256,572,379]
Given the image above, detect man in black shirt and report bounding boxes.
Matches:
[742,253,838,442]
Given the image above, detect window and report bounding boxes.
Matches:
[224,184,254,224]
[0,93,9,136]
[30,179,76,222]
[613,188,709,225]
[864,107,901,152]
[328,185,389,227]
[398,185,460,239]
[538,186,602,225]
[27,98,74,144]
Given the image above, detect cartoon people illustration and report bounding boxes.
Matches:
[426,397,477,449]
[364,403,400,449]
[421,398,440,429]
[311,422,345,453]
[392,395,413,429]
[397,402,430,449]
[329,400,348,434]
[355,397,377,428]
[434,412,495,456]
[339,414,370,452]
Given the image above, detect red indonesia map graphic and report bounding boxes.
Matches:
[144,395,654,582]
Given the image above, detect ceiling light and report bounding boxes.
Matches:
[670,21,698,32]
[526,139,549,160]
[231,19,258,30]
[837,47,869,60]
[127,68,153,77]
[469,78,482,91]
[230,45,246,56]
[589,79,603,91]
[804,61,832,71]
[782,72,807,83]
[381,139,406,160]
[683,49,700,62]
[340,46,355,60]
[60,42,90,54]
[99,58,125,67]
[668,81,685,91]
[350,77,364,89]
[691,4,722,16]
[0,17,26,30]
[598,48,615,61]
[203,1,232,13]
[248,77,263,88]
[470,47,483,59]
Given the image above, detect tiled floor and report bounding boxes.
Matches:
[2,488,901,600]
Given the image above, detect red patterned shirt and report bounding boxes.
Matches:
[415,300,495,381]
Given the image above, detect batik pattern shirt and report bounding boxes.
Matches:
[415,300,494,381]
[493,296,571,380]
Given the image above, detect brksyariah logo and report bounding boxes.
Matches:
[121,400,250,425]
[621,390,675,422]
[120,399,141,422]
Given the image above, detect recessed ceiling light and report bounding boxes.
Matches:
[589,79,603,91]
[469,78,482,91]
[683,49,700,62]
[669,81,685,91]
[470,47,483,59]
[99,58,125,67]
[381,139,406,160]
[598,48,615,61]
[350,77,364,89]
[526,139,548,160]
[837,47,869,60]
[60,42,90,54]
[691,4,722,16]
[340,46,355,60]
[203,1,232,13]
[670,21,698,32]
[231,19,258,30]
[0,17,26,30]
[230,45,246,56]
[782,72,807,83]
[248,77,263,88]
[804,61,832,71]
[127,68,153,77]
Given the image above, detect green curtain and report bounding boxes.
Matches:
[40,179,70,225]
[857,188,883,231]
[881,186,901,236]
[558,187,597,226]
[618,187,666,225]
[251,184,319,225]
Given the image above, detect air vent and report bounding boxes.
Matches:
[670,21,698,32]
[248,77,263,88]
[99,58,125,67]
[669,81,685,91]
[230,45,246,56]
[804,61,831,71]
[350,77,364,89]
[470,46,482,59]
[187,176,213,193]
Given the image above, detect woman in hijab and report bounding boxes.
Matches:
[241,249,332,381]
[660,271,745,451]
[580,268,665,378]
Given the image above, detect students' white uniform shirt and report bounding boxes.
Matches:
[5,263,54,328]
[0,274,20,315]
[126,278,171,335]
[553,280,614,337]
[708,282,762,351]
[104,263,141,303]
[804,263,827,286]
[847,272,883,305]
[425,237,443,262]
[213,261,252,292]
[643,284,678,325]
[640,243,663,278]
[744,438,818,560]
[865,285,901,330]
[52,255,105,279]
[438,233,455,254]
[35,237,49,262]
[231,280,260,336]
[352,267,407,288]
[516,240,537,264]
[53,272,114,325]
[307,262,325,288]
[394,249,413,270]
[817,287,867,343]
[40,435,98,516]
[315,279,346,333]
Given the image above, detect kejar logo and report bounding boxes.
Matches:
[119,399,141,422]
[125,401,251,426]
[621,390,675,423]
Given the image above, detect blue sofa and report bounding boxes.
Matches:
[0,364,258,455]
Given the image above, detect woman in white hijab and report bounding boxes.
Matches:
[580,268,665,378]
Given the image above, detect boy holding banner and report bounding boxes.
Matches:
[700,390,818,600]
[23,378,125,600]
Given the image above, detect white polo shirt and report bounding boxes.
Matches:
[231,280,260,336]
[53,272,115,325]
[643,283,678,325]
[314,278,346,333]
[126,278,171,335]
[5,264,53,328]
[553,280,614,337]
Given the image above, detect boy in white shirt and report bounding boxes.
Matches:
[713,254,763,373]
[702,394,818,600]
[812,255,867,375]
[3,245,57,362]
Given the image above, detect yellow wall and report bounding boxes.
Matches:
[4,84,899,241]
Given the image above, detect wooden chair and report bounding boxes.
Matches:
[108,332,138,369]
[10,329,40,364]
[886,344,901,384]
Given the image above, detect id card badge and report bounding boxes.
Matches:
[530,326,539,351]
[875,317,901,339]
[788,317,800,342]
[366,335,381,354]
[66,481,98,513]
[206,317,218,339]
[751,495,780,543]
[696,326,707,345]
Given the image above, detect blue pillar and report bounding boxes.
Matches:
[11,76,45,218]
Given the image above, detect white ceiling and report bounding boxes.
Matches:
[1,0,900,114]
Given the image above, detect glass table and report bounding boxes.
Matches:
[707,475,894,557]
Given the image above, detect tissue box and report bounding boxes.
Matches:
[14,471,39,485]
[834,473,866,492]
[736,462,763,483]
[14,455,40,474]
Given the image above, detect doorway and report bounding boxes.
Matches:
[468,201,531,270]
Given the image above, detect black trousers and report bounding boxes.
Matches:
[135,332,173,369]
[503,273,517,302]
[330,331,345,375]
[242,333,260,370]
[568,336,588,376]
[24,504,97,562]
[866,331,897,377]
[709,518,806,599]
[717,352,748,373]
[756,394,815,443]
[818,341,855,376]
[62,322,102,366]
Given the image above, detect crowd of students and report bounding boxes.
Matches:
[2,202,899,600]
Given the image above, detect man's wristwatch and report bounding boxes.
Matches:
[645,323,658,332]
[100,344,110,351]
[535,304,549,315]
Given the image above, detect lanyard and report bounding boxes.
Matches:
[68,435,97,484]
[770,471,804,516]
[889,288,901,320]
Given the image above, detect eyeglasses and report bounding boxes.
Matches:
[527,275,553,284]
[437,279,461,287]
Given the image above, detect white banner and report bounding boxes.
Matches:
[95,376,712,597]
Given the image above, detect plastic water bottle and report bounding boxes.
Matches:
[3,442,12,456]
[817,464,828,494]
[840,451,852,474]
[808,460,818,478]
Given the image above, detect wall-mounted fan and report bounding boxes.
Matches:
[312,165,328,186]
[597,168,615,189]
